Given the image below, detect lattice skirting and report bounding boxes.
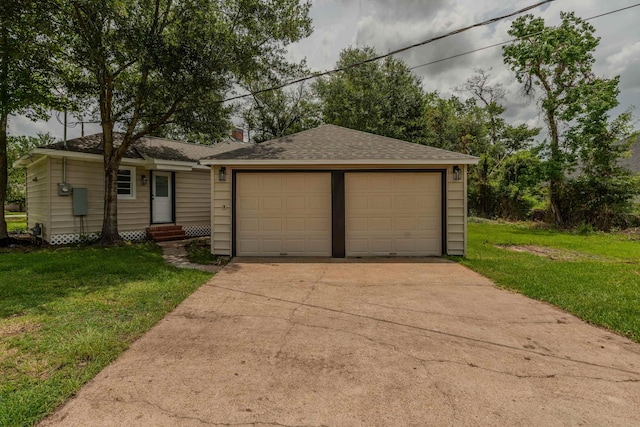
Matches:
[49,230,148,245]
[183,225,211,237]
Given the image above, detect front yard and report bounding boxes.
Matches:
[459,221,640,342]
[0,243,212,427]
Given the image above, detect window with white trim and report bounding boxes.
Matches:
[117,166,136,200]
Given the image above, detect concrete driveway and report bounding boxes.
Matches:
[43,259,640,426]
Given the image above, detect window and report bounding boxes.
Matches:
[117,166,136,200]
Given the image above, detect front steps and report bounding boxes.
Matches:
[147,225,187,242]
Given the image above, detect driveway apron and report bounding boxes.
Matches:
[41,259,640,426]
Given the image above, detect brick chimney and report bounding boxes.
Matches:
[231,128,244,142]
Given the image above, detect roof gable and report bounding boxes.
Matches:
[204,124,478,164]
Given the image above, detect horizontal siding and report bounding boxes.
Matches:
[212,166,232,255]
[175,170,210,226]
[447,166,467,256]
[49,159,149,235]
[26,158,50,239]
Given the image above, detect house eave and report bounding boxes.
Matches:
[199,158,480,166]
[16,148,205,170]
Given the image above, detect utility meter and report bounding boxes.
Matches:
[58,182,72,196]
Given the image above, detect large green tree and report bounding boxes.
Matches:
[241,64,321,143]
[314,46,426,142]
[503,12,634,226]
[457,69,539,217]
[0,0,57,240]
[57,0,311,245]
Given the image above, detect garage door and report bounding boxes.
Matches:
[345,172,442,256]
[236,173,332,256]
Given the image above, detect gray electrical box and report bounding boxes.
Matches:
[72,188,88,216]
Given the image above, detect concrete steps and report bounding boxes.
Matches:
[147,225,187,242]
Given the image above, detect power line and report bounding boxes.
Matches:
[409,2,640,71]
[221,0,555,103]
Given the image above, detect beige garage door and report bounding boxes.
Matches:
[236,173,332,256]
[346,172,442,256]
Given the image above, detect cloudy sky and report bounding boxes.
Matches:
[10,0,640,141]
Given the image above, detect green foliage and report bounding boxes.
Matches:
[6,134,55,208]
[314,46,426,142]
[0,0,60,239]
[55,0,312,244]
[460,222,640,342]
[0,243,211,426]
[242,65,322,142]
[492,150,545,220]
[503,12,636,227]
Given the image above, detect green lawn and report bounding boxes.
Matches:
[4,212,26,233]
[0,243,212,427]
[459,221,640,342]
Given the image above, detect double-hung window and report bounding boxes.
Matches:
[117,166,136,200]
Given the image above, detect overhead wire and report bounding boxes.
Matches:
[63,0,640,126]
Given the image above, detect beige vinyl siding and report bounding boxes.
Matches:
[48,159,149,235]
[26,157,50,240]
[447,165,466,256]
[175,169,210,225]
[211,164,469,257]
[212,166,232,255]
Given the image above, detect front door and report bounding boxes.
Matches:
[152,172,173,223]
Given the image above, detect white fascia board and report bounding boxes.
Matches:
[199,158,480,166]
[27,148,148,166]
[145,159,196,171]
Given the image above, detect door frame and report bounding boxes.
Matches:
[149,170,176,224]
[231,169,447,258]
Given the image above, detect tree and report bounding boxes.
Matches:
[57,0,312,245]
[6,134,56,211]
[503,12,613,226]
[0,0,58,240]
[314,46,426,142]
[456,69,539,217]
[241,64,321,142]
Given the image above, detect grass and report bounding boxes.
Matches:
[0,242,212,427]
[458,221,640,342]
[185,238,229,266]
[4,211,26,233]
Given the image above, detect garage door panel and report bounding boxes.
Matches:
[346,172,442,256]
[236,173,331,256]
[369,217,392,231]
[307,217,331,232]
[262,196,282,210]
[262,175,283,192]
[369,195,393,210]
[285,218,306,232]
[262,218,282,232]
[286,196,305,210]
[394,195,416,209]
[394,217,416,231]
[237,196,260,210]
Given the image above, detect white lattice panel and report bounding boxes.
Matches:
[183,225,211,237]
[49,230,147,245]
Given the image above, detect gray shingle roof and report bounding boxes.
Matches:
[206,124,479,163]
[42,133,247,162]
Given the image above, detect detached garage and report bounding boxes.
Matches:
[201,125,479,257]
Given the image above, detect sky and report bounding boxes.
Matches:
[9,0,640,141]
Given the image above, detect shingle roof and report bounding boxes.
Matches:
[205,124,479,163]
[41,133,247,162]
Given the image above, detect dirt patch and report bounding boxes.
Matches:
[0,320,42,338]
[497,245,599,261]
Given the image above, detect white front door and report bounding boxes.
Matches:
[152,172,173,223]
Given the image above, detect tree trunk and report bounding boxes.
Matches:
[547,111,564,227]
[98,124,122,246]
[0,113,8,240]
